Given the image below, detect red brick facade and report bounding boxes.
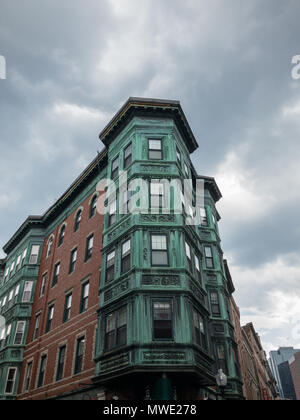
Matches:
[17,192,104,400]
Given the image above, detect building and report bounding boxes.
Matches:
[0,97,243,400]
[289,352,300,400]
[269,347,300,399]
[277,361,296,400]
[242,323,277,400]
[231,298,260,400]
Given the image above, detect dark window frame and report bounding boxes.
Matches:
[74,337,85,375]
[37,355,47,388]
[104,306,127,352]
[58,225,66,247]
[74,209,82,232]
[80,282,89,313]
[148,138,163,160]
[69,248,77,274]
[152,299,173,341]
[204,246,214,269]
[45,305,54,333]
[111,156,119,179]
[121,239,131,274]
[106,250,116,283]
[63,293,72,323]
[89,195,97,219]
[150,234,169,267]
[56,345,66,382]
[85,234,94,262]
[210,291,221,317]
[123,143,132,169]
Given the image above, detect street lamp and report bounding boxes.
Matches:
[215,369,228,400]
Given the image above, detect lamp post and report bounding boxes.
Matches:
[215,369,228,400]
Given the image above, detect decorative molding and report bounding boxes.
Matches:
[100,353,129,371]
[107,219,131,242]
[143,351,186,362]
[141,214,175,223]
[140,165,170,173]
[142,275,180,287]
[104,280,129,302]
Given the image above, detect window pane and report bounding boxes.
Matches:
[152,250,168,266]
[149,139,161,150]
[151,235,167,250]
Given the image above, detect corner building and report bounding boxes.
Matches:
[93,98,243,400]
[0,97,243,400]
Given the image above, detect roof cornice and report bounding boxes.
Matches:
[99,97,199,153]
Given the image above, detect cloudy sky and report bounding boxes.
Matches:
[1,0,300,355]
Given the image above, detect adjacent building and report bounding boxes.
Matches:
[242,323,277,400]
[289,352,300,400]
[0,97,243,400]
[269,347,300,399]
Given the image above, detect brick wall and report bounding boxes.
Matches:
[17,191,104,400]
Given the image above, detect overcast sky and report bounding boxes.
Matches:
[1,0,300,355]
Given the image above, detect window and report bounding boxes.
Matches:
[0,326,5,348]
[149,139,162,160]
[216,345,228,375]
[185,242,193,272]
[121,239,131,274]
[14,321,26,345]
[80,282,89,313]
[106,250,115,283]
[40,274,47,297]
[176,147,181,164]
[204,246,214,269]
[200,207,208,226]
[29,245,40,264]
[4,267,9,283]
[105,307,127,351]
[111,156,119,179]
[184,162,189,177]
[4,367,17,394]
[122,190,131,215]
[33,314,40,340]
[193,310,207,350]
[151,235,168,266]
[74,337,85,374]
[16,255,21,271]
[195,255,202,285]
[90,195,97,218]
[74,209,82,232]
[63,293,72,323]
[8,289,14,307]
[58,225,66,247]
[85,234,94,262]
[24,362,32,392]
[37,355,47,388]
[108,199,117,226]
[22,281,33,302]
[46,236,53,258]
[13,285,20,305]
[210,291,221,317]
[1,296,7,312]
[52,262,60,287]
[4,324,11,347]
[56,346,66,381]
[21,248,27,266]
[153,301,173,340]
[9,261,15,278]
[69,248,77,274]
[150,181,165,210]
[45,305,54,333]
[124,143,132,169]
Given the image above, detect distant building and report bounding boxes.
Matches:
[269,347,300,399]
[289,352,300,400]
[277,361,296,400]
[230,298,260,400]
[242,323,277,400]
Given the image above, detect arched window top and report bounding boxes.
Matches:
[58,224,66,247]
[74,208,83,232]
[46,235,54,258]
[89,194,98,218]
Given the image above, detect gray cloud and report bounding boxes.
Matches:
[1,0,300,353]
